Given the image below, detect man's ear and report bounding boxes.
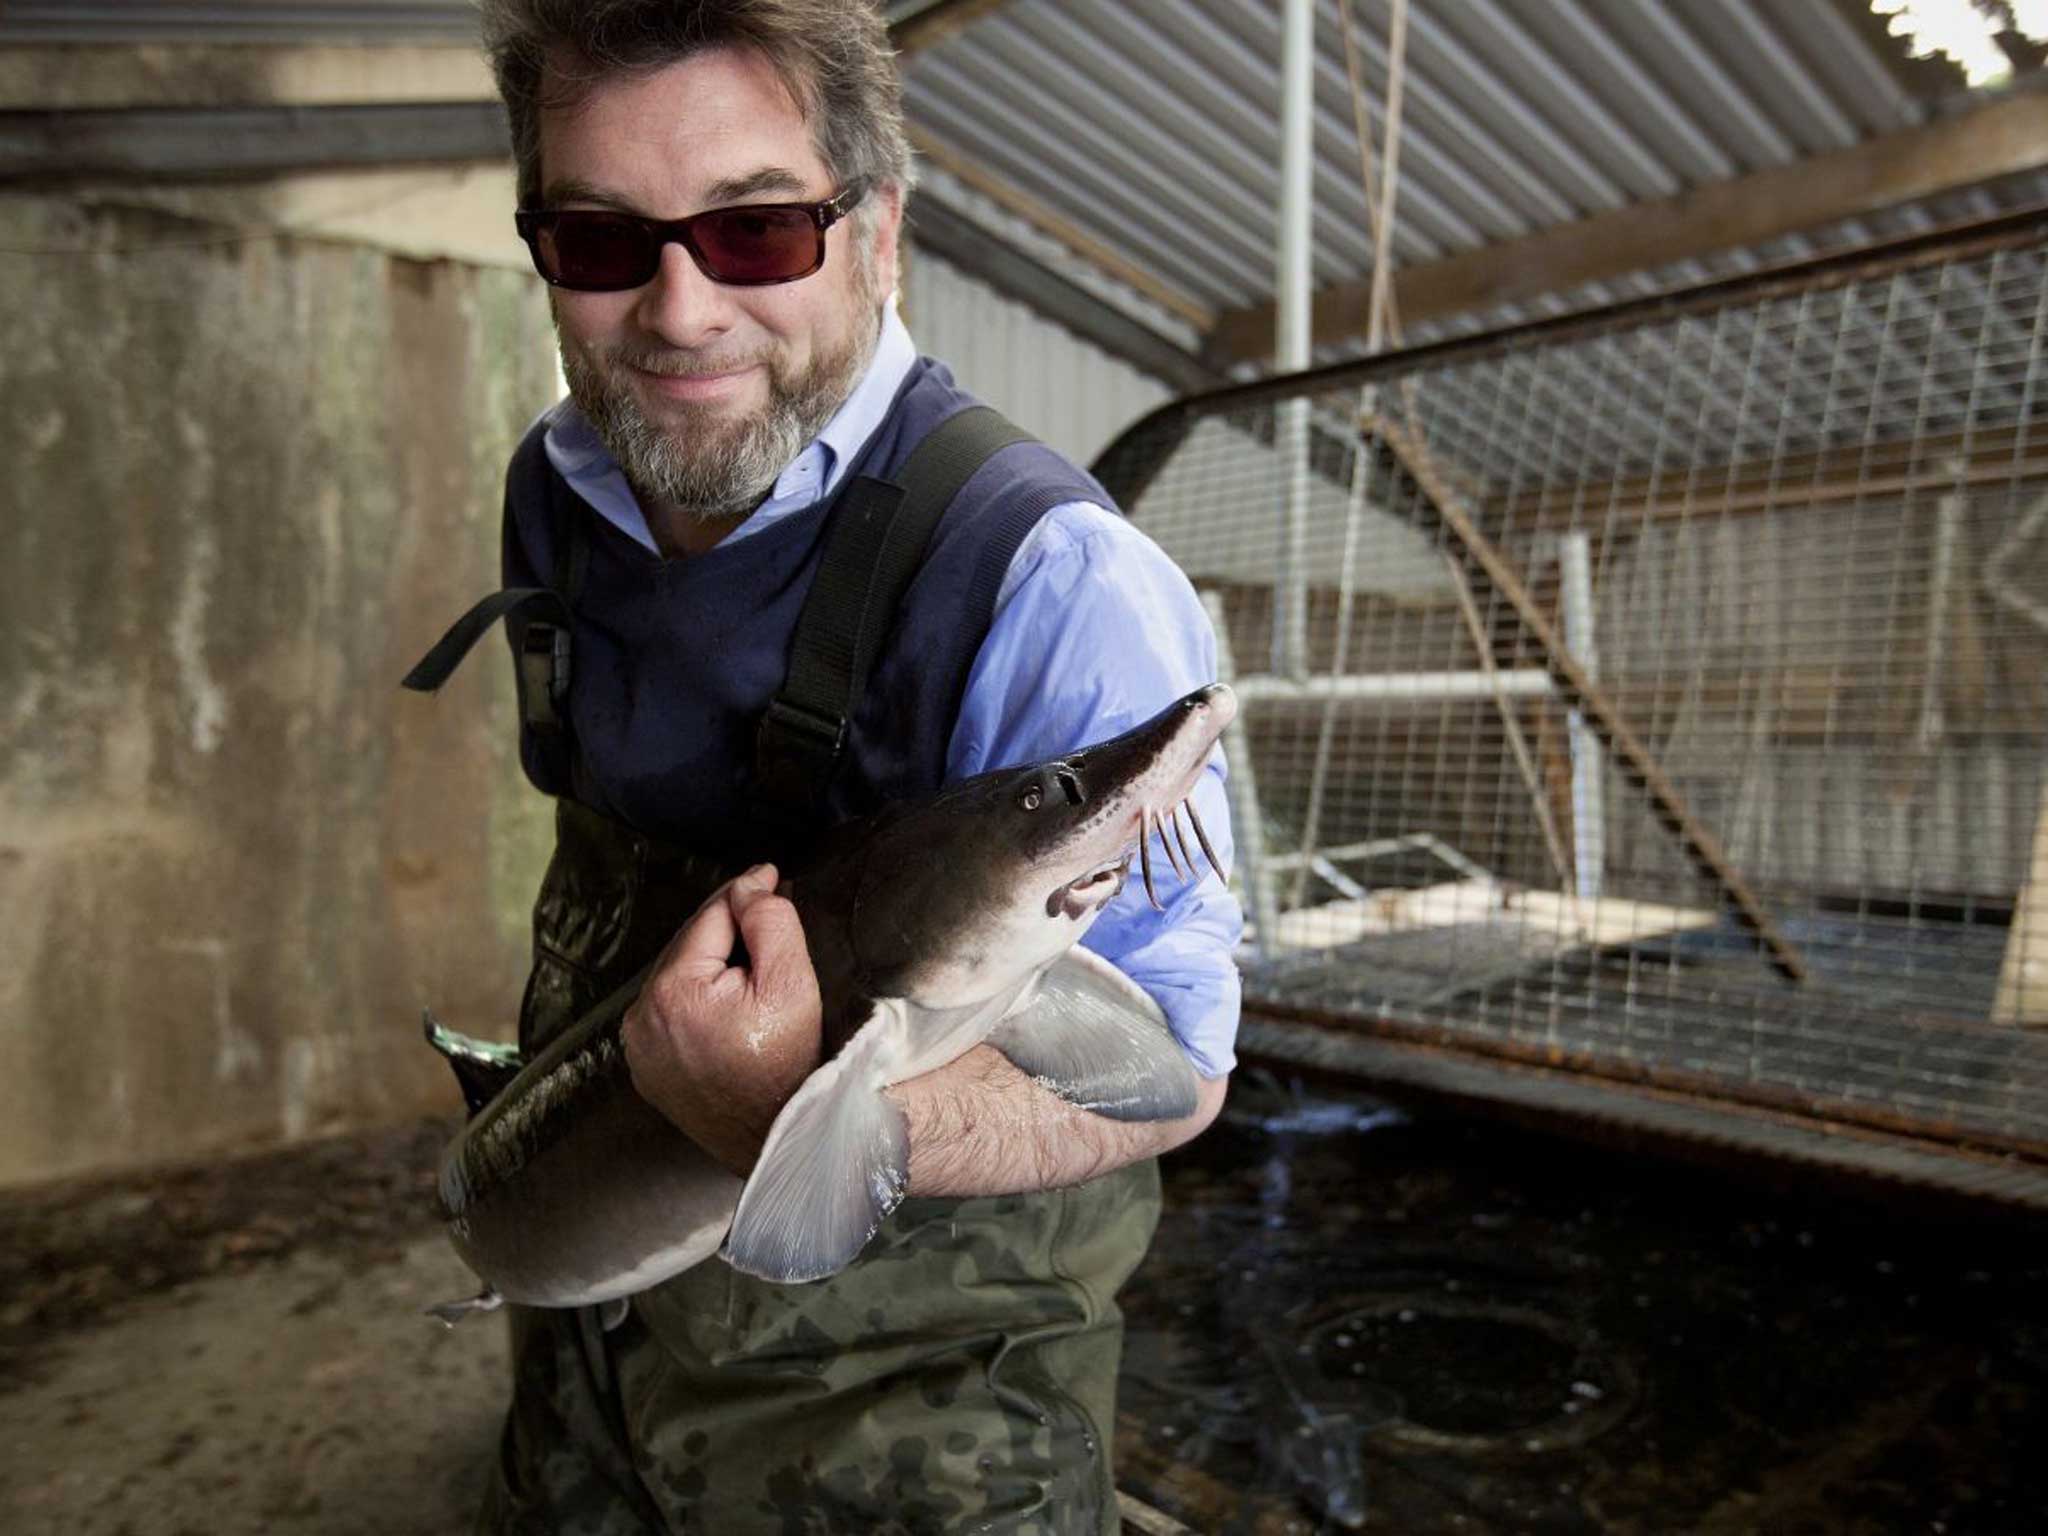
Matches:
[869,181,906,300]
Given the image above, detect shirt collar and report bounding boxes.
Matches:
[542,304,919,555]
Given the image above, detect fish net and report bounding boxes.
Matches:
[1095,210,2048,1165]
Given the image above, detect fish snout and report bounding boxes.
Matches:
[1162,684,1235,800]
[1124,685,1236,911]
[1182,683,1237,737]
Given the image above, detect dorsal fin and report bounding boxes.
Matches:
[421,1010,525,1118]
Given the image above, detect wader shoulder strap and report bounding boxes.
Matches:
[399,470,594,742]
[752,404,1034,817]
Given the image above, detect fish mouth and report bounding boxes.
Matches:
[1049,852,1133,919]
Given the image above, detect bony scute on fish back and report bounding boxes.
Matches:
[422,685,1235,1310]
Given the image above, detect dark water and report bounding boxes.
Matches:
[1115,1074,2048,1535]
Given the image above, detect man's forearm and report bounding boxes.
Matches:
[883,1044,1228,1199]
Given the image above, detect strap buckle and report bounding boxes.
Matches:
[518,620,573,729]
[754,697,848,813]
[757,696,847,758]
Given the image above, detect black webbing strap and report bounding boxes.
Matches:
[399,469,593,737]
[752,404,1033,818]
[400,585,562,690]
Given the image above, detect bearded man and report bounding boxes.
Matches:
[465,4,1241,1531]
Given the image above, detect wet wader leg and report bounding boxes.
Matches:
[621,1159,1163,1535]
[477,1307,668,1536]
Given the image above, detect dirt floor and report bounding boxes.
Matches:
[4,1093,2047,1535]
[0,1120,504,1536]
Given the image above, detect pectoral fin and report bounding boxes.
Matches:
[985,948,1201,1122]
[722,1001,912,1285]
[425,1287,503,1327]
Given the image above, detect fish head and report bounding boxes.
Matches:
[848,684,1236,1009]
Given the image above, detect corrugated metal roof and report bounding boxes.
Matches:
[900,0,2047,357]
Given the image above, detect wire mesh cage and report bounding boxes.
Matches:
[1096,211,2048,1162]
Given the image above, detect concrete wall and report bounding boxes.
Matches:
[0,193,558,1186]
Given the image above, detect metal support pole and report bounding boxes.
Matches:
[1558,533,1605,903]
[1272,0,1315,680]
[1917,488,1964,751]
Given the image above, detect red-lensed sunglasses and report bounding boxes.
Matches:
[515,183,867,292]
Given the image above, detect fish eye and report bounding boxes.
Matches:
[1019,784,1043,812]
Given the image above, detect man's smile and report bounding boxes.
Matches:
[631,363,763,404]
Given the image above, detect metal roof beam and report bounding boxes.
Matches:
[1208,89,2048,366]
[0,101,509,184]
[886,0,1019,57]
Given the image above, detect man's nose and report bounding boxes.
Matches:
[632,241,735,347]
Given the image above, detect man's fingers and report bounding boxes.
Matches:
[732,884,804,974]
[732,884,820,1022]
[670,863,776,977]
[672,886,738,975]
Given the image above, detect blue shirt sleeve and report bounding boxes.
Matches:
[946,501,1243,1078]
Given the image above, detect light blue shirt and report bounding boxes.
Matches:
[543,308,1242,1076]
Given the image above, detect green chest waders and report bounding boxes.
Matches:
[406,410,1160,1536]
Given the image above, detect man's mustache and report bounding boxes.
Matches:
[606,345,771,379]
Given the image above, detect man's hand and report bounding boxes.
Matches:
[621,864,822,1177]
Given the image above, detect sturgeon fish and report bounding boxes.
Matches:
[425,683,1235,1317]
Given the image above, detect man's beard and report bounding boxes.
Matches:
[559,270,881,521]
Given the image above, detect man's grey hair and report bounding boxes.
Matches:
[480,0,915,218]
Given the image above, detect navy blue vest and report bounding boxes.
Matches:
[502,358,1110,861]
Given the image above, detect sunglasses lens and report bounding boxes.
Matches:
[536,214,656,290]
[526,203,830,290]
[692,205,821,283]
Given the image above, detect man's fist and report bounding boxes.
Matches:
[621,864,823,1176]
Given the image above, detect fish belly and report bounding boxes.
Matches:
[445,1072,742,1307]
